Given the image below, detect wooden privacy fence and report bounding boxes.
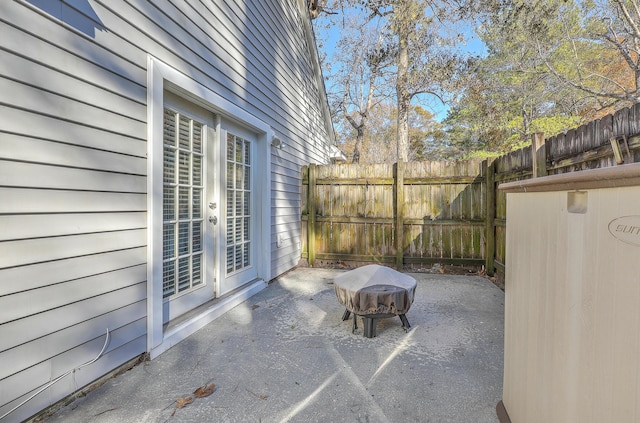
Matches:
[302,104,640,281]
[301,160,490,270]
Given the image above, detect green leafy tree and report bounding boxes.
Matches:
[486,0,640,111]
[445,0,605,155]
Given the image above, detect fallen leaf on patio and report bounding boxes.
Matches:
[246,388,268,400]
[194,383,216,398]
[252,304,260,310]
[176,396,193,409]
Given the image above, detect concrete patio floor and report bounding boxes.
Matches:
[44,267,504,423]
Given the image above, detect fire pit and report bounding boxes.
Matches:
[333,264,417,338]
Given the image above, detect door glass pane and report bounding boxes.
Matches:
[244,166,250,190]
[178,187,189,220]
[163,109,176,147]
[225,133,252,274]
[243,217,250,241]
[192,121,202,153]
[178,151,190,185]
[163,261,175,297]
[226,161,234,189]
[178,256,190,292]
[179,115,190,150]
[235,222,242,243]
[192,221,202,252]
[178,222,190,256]
[235,190,243,216]
[192,253,202,286]
[193,155,202,186]
[163,186,175,220]
[163,223,175,260]
[243,243,250,267]
[192,188,202,219]
[163,149,175,184]
[226,246,234,274]
[226,191,234,219]
[162,108,206,298]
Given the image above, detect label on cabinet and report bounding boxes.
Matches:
[608,215,640,247]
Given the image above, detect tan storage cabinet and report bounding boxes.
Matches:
[499,163,640,423]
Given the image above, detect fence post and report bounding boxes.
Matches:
[308,163,317,267]
[484,158,496,276]
[394,161,405,270]
[532,132,547,178]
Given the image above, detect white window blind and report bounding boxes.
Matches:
[226,133,251,274]
[162,108,204,298]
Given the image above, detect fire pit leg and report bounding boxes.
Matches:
[399,314,411,332]
[342,309,358,333]
[363,316,377,338]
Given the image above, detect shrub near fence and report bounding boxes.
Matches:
[302,104,640,283]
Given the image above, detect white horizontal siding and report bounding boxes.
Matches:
[101,0,319,144]
[0,334,146,423]
[0,0,332,419]
[0,161,146,192]
[0,230,146,269]
[49,319,145,381]
[0,298,146,421]
[0,134,146,174]
[0,265,147,324]
[0,212,146,241]
[0,282,146,346]
[0,301,146,380]
[0,248,146,296]
[0,105,146,157]
[0,189,146,214]
[271,178,304,196]
[0,51,146,122]
[0,12,147,406]
[0,9,147,95]
[0,76,145,138]
[273,213,303,227]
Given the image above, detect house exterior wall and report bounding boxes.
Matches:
[501,165,640,423]
[0,1,332,421]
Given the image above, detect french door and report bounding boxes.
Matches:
[162,96,216,323]
[161,97,259,321]
[219,121,258,294]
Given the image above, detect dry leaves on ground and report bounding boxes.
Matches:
[246,388,268,400]
[175,397,193,409]
[194,383,216,398]
[169,383,216,417]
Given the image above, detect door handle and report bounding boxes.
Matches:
[208,216,218,224]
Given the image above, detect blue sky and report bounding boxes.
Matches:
[314,13,487,122]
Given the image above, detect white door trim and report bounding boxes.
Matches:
[146,56,271,358]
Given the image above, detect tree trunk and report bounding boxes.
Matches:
[352,125,364,163]
[635,64,640,101]
[396,18,410,162]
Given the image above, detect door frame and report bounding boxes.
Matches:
[146,56,271,358]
